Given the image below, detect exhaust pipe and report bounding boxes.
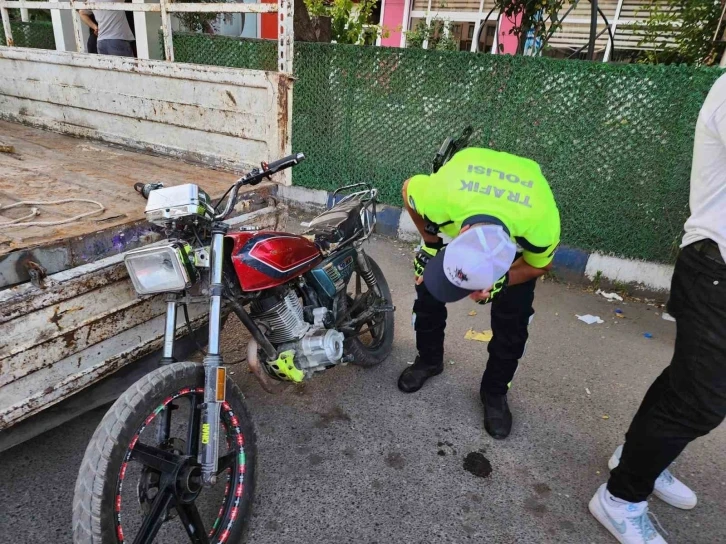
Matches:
[247,339,288,394]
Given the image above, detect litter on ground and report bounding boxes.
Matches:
[643,332,653,339]
[576,314,604,325]
[596,289,624,302]
[662,312,676,322]
[465,329,493,342]
[468,310,477,316]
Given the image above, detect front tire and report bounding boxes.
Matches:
[73,362,256,544]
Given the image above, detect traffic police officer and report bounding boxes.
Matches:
[398,146,561,439]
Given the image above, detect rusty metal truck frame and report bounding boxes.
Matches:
[0,0,295,450]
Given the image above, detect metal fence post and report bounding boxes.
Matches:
[278,0,294,185]
[160,0,174,61]
[399,0,411,47]
[470,0,484,53]
[132,0,151,59]
[421,0,433,49]
[602,0,623,62]
[69,0,86,52]
[1,4,13,46]
[587,0,598,60]
[278,0,293,74]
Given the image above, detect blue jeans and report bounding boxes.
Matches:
[97,39,134,57]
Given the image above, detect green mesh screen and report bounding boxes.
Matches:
[174,37,723,263]
[170,32,277,71]
[1,20,56,49]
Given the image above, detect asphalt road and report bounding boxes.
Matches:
[1,228,724,544]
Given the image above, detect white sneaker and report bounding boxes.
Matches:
[589,484,668,543]
[609,445,697,510]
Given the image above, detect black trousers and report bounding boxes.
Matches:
[608,242,726,503]
[413,275,536,397]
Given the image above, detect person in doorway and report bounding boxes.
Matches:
[399,146,560,439]
[79,0,135,57]
[86,13,98,53]
[588,73,726,544]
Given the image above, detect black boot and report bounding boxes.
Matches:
[482,392,512,439]
[397,356,444,393]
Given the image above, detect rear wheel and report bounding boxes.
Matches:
[73,362,256,544]
[343,256,394,367]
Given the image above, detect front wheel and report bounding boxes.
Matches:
[73,362,256,544]
[344,256,395,367]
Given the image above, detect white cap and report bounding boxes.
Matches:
[423,225,517,302]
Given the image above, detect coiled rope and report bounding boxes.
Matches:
[0,199,106,228]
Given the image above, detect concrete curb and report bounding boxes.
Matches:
[275,185,674,293]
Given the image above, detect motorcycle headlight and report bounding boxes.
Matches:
[124,242,197,295]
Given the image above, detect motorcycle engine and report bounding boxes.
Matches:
[250,289,344,377]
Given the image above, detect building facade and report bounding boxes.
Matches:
[378,0,675,62]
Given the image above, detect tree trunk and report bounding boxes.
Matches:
[294,0,332,42]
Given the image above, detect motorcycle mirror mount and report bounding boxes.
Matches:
[133,182,164,199]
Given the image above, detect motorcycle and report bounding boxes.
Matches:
[72,153,395,544]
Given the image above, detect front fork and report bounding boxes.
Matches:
[157,226,228,486]
[199,224,228,486]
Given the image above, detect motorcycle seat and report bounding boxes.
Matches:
[304,199,365,246]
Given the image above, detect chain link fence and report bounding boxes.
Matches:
[1,20,55,49]
[174,34,722,263]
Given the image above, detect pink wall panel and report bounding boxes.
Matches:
[381,0,406,47]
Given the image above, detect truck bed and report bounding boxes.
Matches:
[0,120,253,288]
[0,120,286,443]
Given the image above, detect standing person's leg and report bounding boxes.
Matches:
[87,14,98,54]
[480,276,536,438]
[87,33,98,54]
[97,39,134,57]
[608,244,726,502]
[398,281,447,393]
[589,243,726,544]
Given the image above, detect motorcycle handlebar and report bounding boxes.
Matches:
[265,152,306,175]
[214,152,306,220]
[240,152,306,187]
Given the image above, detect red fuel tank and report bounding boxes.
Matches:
[227,231,322,292]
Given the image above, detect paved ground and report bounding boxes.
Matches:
[1,225,724,544]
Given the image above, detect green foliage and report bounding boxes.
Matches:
[633,0,725,66]
[405,17,458,51]
[305,0,381,44]
[493,0,574,54]
[174,0,237,34]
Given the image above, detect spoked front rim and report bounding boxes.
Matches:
[114,387,247,544]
